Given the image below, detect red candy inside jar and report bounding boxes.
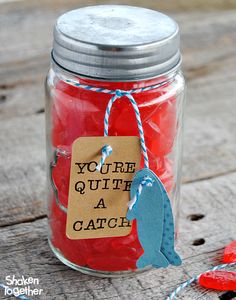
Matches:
[45,5,185,276]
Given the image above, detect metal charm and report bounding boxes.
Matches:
[50,148,69,213]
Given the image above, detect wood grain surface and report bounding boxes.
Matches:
[0,1,236,299]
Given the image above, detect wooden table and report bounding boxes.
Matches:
[0,1,236,299]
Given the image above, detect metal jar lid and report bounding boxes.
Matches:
[53,5,181,81]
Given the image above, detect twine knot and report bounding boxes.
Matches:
[115,89,130,97]
[141,176,153,187]
[96,144,113,171]
[128,175,154,210]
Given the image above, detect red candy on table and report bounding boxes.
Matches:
[49,76,177,272]
[199,271,236,291]
[223,240,236,263]
[197,241,236,293]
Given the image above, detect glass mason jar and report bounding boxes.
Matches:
[45,5,185,277]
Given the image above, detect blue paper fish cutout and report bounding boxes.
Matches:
[126,168,182,269]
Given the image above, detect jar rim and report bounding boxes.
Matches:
[51,52,182,83]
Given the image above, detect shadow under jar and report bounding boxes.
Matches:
[45,5,186,277]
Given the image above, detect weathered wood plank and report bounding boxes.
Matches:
[0,172,235,299]
[183,67,236,182]
[0,115,46,226]
[0,83,45,119]
[1,0,236,14]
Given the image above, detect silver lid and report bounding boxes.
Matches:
[53,5,181,80]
